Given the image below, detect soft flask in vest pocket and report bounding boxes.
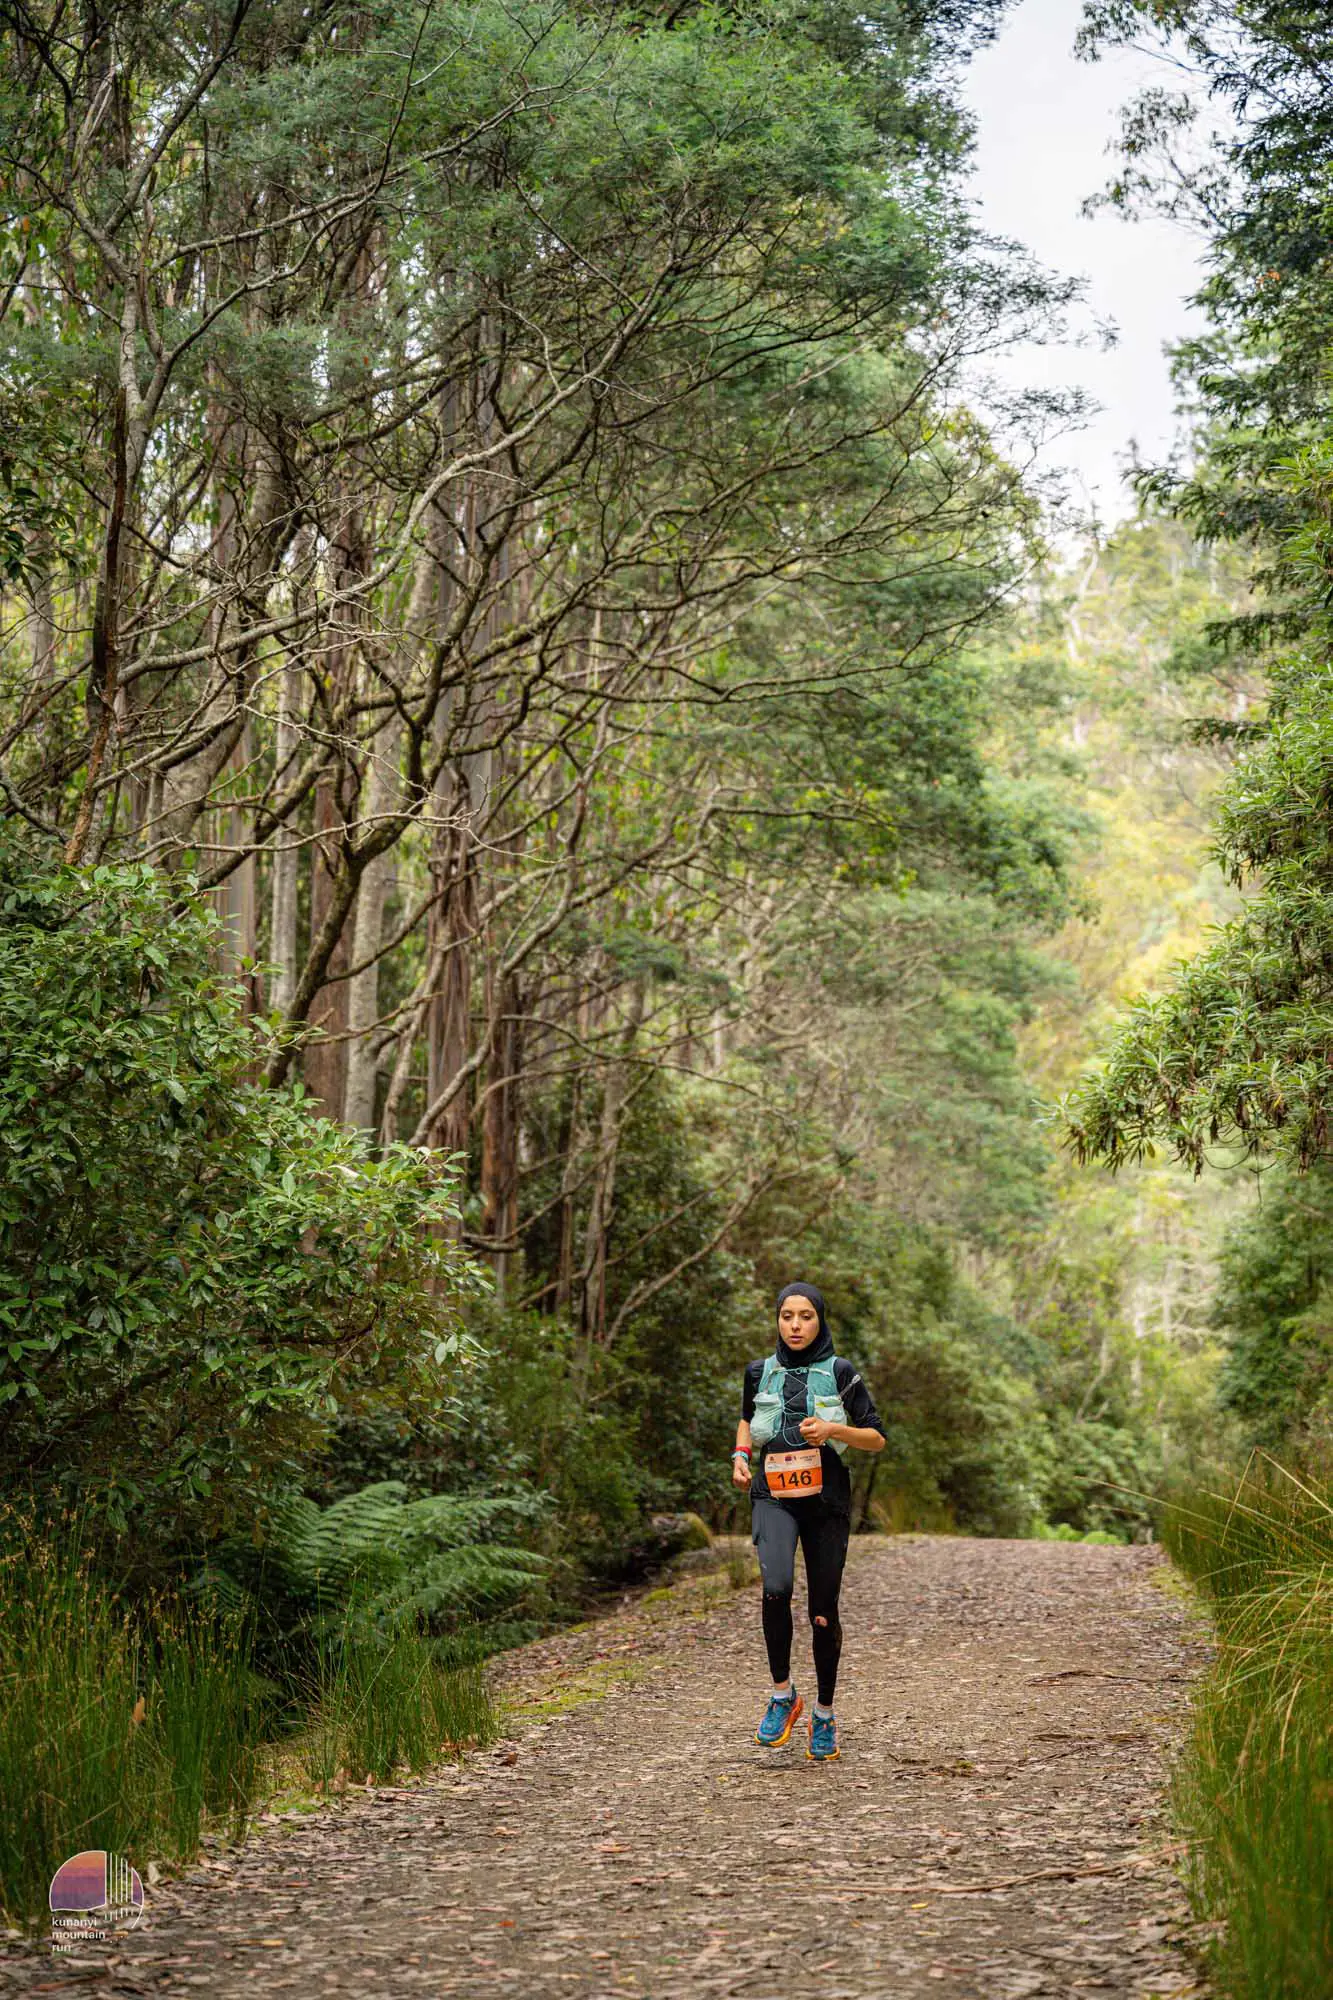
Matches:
[749,1354,849,1458]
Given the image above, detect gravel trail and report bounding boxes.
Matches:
[3,1534,1214,2000]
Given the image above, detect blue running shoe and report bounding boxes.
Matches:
[755,1687,803,1747]
[807,1709,840,1761]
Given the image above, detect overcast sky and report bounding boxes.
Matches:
[960,0,1209,530]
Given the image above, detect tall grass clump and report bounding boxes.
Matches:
[0,1505,270,1934]
[0,1493,507,1936]
[297,1602,497,1793]
[1158,1452,1333,1999]
[192,1482,535,1789]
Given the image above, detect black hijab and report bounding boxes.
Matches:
[775,1281,834,1368]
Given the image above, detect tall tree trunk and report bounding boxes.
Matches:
[345,476,453,1131]
[212,733,259,1000]
[416,350,511,1154]
[301,346,369,1110]
[480,964,523,1297]
[554,1048,585,1315]
[343,717,401,1130]
[28,565,55,687]
[424,772,478,1158]
[204,402,251,976]
[268,656,302,1019]
[302,769,353,1116]
[64,61,135,867]
[579,979,646,1344]
[65,340,133,865]
[151,435,289,869]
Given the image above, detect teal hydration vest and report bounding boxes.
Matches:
[749,1354,850,1459]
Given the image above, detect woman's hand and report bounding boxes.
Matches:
[799,1416,835,1446]
[732,1455,752,1489]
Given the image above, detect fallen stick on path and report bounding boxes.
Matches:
[1026,1667,1135,1683]
[873,1859,1150,1896]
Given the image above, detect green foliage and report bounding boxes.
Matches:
[0,383,78,588]
[1158,1454,1333,2000]
[1081,0,1333,639]
[1032,1521,1122,1544]
[0,1497,504,1931]
[865,1316,1048,1536]
[1209,1165,1333,1451]
[1064,642,1333,1174]
[310,1076,750,1585]
[0,1503,272,1933]
[195,1482,551,1662]
[298,1627,496,1796]
[1036,1406,1146,1537]
[0,833,485,1543]
[1065,7,1333,1183]
[387,1303,656,1576]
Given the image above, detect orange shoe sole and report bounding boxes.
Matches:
[756,1693,804,1747]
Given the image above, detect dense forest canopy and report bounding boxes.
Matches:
[1067,0,1333,1172]
[1,0,1066,1226]
[1,0,1319,1589]
[1060,0,1333,1463]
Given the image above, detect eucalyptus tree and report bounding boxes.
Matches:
[1,0,1076,1338]
[1066,1,1333,1176]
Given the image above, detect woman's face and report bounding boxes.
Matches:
[778,1295,820,1350]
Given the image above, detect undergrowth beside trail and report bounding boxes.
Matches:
[1159,1453,1333,2000]
[0,1504,500,1937]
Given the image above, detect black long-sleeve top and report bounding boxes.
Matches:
[740,1355,884,1516]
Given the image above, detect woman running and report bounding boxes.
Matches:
[732,1282,886,1761]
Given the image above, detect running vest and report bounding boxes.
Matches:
[749,1354,850,1459]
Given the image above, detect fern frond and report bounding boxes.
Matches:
[191,1482,551,1647]
[396,1490,550,1554]
[183,1559,259,1622]
[383,1546,550,1624]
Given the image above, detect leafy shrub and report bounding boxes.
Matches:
[865,1318,1047,1535]
[1036,1405,1147,1538]
[388,1303,651,1571]
[1210,1164,1333,1455]
[0,833,484,1549]
[195,1482,529,1793]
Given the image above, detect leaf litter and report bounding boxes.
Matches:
[0,1535,1215,1999]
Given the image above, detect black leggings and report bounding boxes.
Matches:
[751,1494,850,1706]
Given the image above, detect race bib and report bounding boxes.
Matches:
[765,1448,822,1498]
